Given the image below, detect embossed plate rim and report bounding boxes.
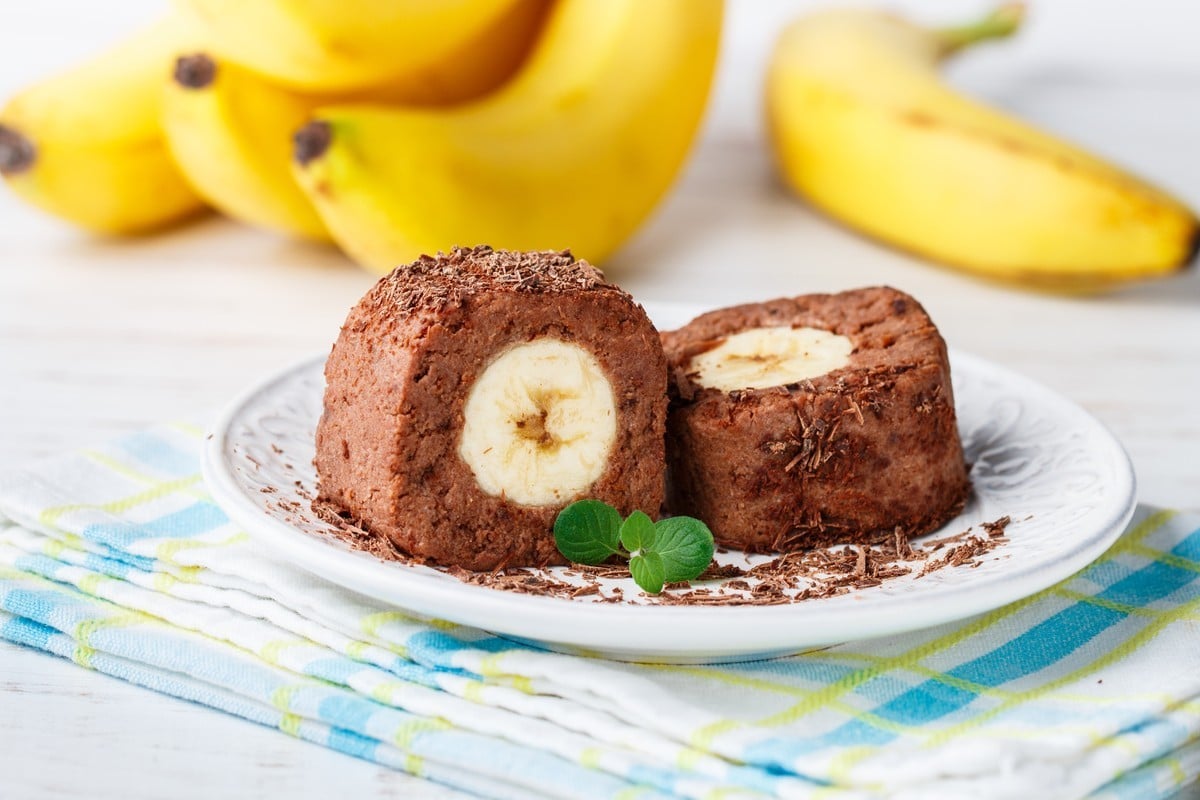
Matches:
[203,302,1136,661]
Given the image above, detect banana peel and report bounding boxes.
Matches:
[765,4,1199,291]
[291,0,723,272]
[0,15,206,235]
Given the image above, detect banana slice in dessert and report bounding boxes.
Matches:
[459,338,617,507]
[687,326,852,392]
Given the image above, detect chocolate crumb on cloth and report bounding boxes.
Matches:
[662,287,971,553]
[314,245,667,570]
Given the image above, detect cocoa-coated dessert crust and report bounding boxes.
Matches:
[662,287,970,553]
[315,245,667,570]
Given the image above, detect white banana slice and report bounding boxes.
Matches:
[459,338,617,507]
[689,326,852,392]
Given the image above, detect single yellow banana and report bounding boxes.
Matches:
[766,5,1199,289]
[174,0,550,94]
[0,16,206,234]
[160,1,549,242]
[291,0,723,273]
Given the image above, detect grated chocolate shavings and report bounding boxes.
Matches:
[982,515,1012,537]
[299,473,1017,606]
[369,245,610,315]
[309,498,415,563]
[697,563,748,580]
[413,514,1017,605]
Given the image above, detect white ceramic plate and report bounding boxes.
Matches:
[203,302,1135,663]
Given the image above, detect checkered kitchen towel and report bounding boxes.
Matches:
[1,425,1198,799]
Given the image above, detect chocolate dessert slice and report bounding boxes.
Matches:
[315,246,667,570]
[663,287,969,552]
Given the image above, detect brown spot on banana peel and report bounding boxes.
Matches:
[898,110,937,128]
[0,124,35,175]
[174,53,217,90]
[899,108,1101,167]
[293,120,332,167]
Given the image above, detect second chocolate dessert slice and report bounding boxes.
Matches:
[663,287,969,553]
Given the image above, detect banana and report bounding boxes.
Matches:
[458,338,617,507]
[0,16,205,234]
[688,327,852,392]
[162,53,330,240]
[174,0,550,94]
[291,0,723,273]
[766,5,1199,289]
[161,0,550,243]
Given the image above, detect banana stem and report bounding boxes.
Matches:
[0,124,36,175]
[294,121,332,166]
[936,3,1026,58]
[174,54,218,90]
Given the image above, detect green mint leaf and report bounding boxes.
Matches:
[646,516,715,583]
[553,500,622,565]
[629,551,666,594]
[619,510,655,554]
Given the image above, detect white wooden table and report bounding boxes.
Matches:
[2,1,1198,797]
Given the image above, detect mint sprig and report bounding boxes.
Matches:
[553,501,715,594]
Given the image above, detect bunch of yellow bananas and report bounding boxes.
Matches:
[3,3,1194,289]
[765,4,1198,290]
[0,0,723,272]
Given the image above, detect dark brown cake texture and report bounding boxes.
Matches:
[662,286,970,553]
[315,245,667,570]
